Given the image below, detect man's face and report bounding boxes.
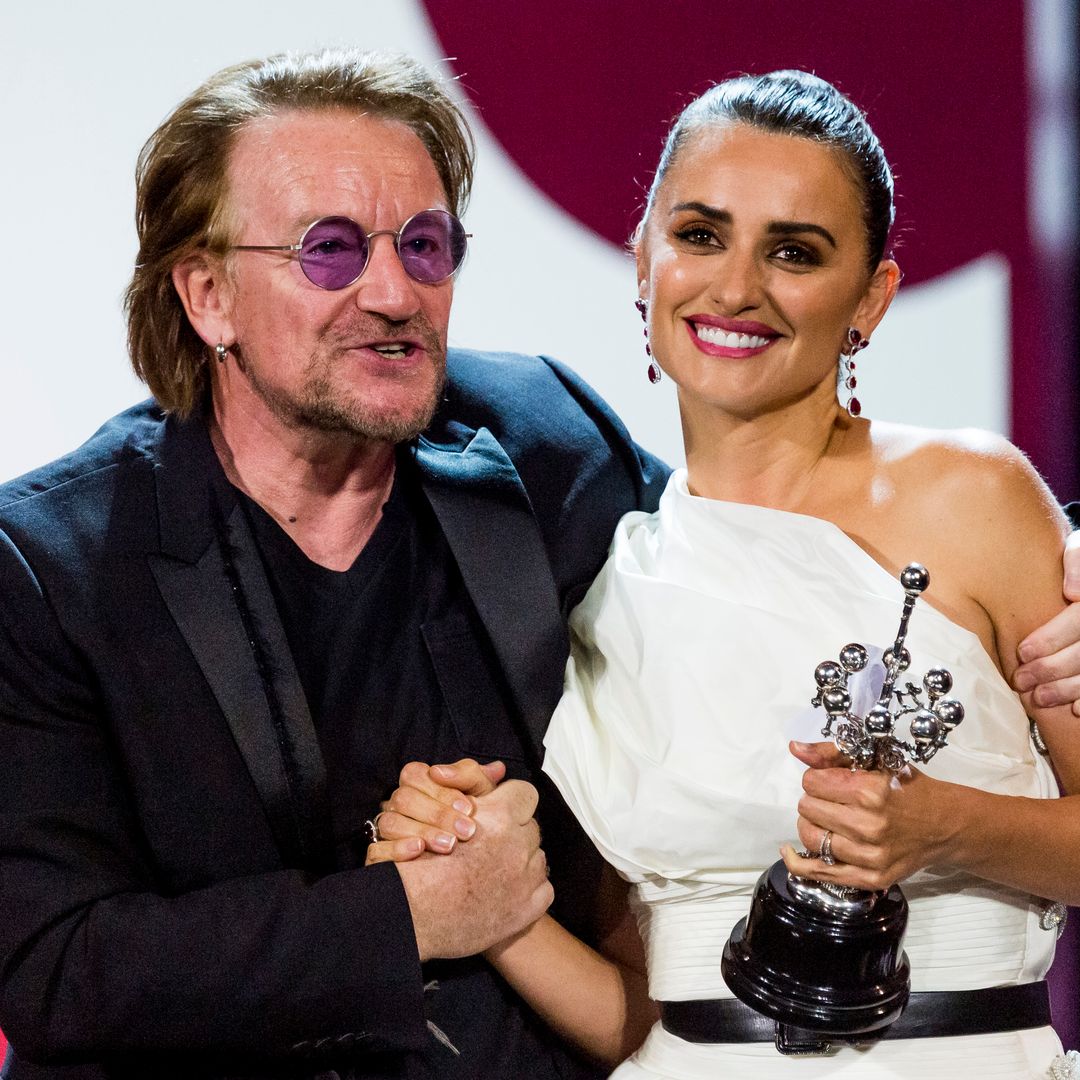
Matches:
[218,109,455,443]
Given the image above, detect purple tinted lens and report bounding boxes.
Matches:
[397,210,467,283]
[296,212,467,289]
[298,217,369,289]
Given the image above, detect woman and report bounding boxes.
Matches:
[373,71,1079,1077]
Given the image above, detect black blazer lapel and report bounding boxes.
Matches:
[149,413,332,872]
[416,427,566,762]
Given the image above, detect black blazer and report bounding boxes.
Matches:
[0,350,668,1079]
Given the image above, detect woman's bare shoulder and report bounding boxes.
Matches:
[870,419,1022,467]
[867,420,1061,521]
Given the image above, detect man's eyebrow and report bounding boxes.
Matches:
[670,202,838,249]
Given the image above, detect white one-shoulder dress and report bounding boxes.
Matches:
[543,471,1064,1078]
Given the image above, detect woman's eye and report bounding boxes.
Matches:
[673,226,720,248]
[773,243,819,266]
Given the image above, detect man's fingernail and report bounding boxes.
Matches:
[454,817,476,839]
[452,798,473,816]
[791,741,810,752]
[432,833,456,852]
[1017,642,1036,664]
[1014,670,1035,692]
[432,765,456,779]
[406,837,423,855]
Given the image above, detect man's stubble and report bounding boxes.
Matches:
[242,316,447,445]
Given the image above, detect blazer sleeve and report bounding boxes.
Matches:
[0,527,428,1070]
[540,354,669,511]
[535,355,670,613]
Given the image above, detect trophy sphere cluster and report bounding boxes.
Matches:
[810,563,965,771]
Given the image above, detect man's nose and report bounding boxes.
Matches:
[353,232,423,321]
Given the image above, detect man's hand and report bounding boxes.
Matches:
[366,758,505,864]
[1014,531,1080,714]
[395,778,553,961]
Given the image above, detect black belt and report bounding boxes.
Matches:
[660,983,1052,1056]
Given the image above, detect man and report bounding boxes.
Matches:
[0,47,1075,1080]
[0,50,664,1080]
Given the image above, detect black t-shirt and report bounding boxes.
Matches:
[238,449,601,1079]
[240,448,529,870]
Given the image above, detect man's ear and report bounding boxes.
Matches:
[853,258,901,338]
[171,254,236,348]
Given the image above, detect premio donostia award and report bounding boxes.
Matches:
[721,563,965,1055]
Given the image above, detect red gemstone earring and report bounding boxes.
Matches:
[636,298,662,384]
[840,327,869,417]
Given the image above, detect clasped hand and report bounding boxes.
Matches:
[383,760,554,961]
[366,757,507,865]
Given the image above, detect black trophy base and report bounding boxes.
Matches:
[721,859,910,1039]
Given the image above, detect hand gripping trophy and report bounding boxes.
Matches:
[722,564,965,1054]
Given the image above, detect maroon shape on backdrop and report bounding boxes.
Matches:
[424,0,1076,498]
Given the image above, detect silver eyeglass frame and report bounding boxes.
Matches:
[229,207,471,288]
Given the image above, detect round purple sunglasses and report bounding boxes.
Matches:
[230,208,470,289]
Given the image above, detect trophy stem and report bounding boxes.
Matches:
[877,589,918,705]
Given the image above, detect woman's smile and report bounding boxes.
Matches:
[685,314,780,358]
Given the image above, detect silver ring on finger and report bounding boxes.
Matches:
[818,829,836,866]
[364,811,388,845]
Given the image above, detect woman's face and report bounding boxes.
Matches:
[637,123,897,420]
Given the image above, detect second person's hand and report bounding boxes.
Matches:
[366,757,506,865]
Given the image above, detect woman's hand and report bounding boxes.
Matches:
[780,740,955,891]
[365,758,506,866]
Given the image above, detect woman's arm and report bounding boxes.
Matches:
[485,867,657,1065]
[787,435,1080,900]
[965,438,1080,788]
[367,759,657,1066]
[784,741,1080,903]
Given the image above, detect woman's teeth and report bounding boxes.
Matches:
[695,325,770,349]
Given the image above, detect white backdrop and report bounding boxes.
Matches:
[0,0,1011,480]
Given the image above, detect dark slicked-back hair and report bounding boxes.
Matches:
[642,70,894,270]
[124,48,474,415]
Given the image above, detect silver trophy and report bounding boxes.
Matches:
[722,563,965,1052]
[812,563,965,776]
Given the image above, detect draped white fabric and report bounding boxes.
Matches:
[543,470,1062,1077]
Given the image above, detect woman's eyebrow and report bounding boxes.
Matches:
[670,203,837,249]
[670,201,730,223]
[767,221,837,248]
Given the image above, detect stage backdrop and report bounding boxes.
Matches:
[0,0,1076,1059]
